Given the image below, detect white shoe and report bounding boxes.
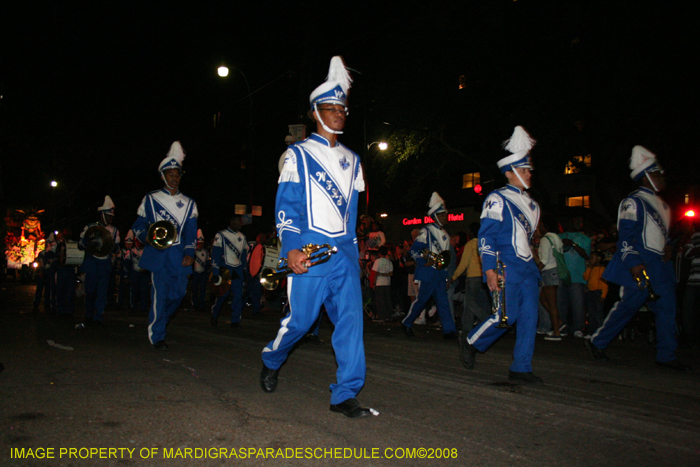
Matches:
[574,330,584,338]
[414,317,427,325]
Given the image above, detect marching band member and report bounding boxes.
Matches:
[260,56,372,418]
[210,216,247,328]
[132,142,198,350]
[78,195,120,324]
[461,126,543,383]
[190,229,209,312]
[587,146,690,370]
[401,192,458,339]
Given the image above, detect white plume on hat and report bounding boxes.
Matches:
[309,56,353,108]
[428,192,446,216]
[497,125,536,174]
[97,195,115,213]
[629,145,659,180]
[158,141,186,173]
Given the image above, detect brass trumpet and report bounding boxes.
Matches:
[635,269,661,302]
[147,220,177,250]
[260,244,338,290]
[419,249,451,270]
[492,252,511,328]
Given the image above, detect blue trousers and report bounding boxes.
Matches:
[33,271,53,309]
[148,270,187,344]
[402,272,457,335]
[590,281,678,363]
[55,267,76,316]
[558,282,587,334]
[82,257,112,322]
[248,275,263,314]
[130,270,151,311]
[467,275,539,373]
[211,267,244,323]
[262,266,365,405]
[190,271,208,310]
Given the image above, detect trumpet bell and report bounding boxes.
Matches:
[147,221,177,250]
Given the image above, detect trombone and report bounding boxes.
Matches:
[419,249,451,270]
[260,244,338,290]
[491,252,511,328]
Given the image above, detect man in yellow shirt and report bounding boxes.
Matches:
[450,222,490,357]
[583,250,608,337]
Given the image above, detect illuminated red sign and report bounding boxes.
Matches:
[401,213,464,225]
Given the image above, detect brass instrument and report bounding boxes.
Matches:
[147,220,177,250]
[260,244,338,290]
[419,249,451,270]
[635,269,660,302]
[84,224,114,257]
[491,252,511,328]
[209,268,232,297]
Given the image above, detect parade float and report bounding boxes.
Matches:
[3,208,46,279]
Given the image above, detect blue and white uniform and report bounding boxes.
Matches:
[79,223,120,322]
[262,132,366,405]
[467,184,541,373]
[402,223,457,334]
[132,188,198,344]
[211,228,247,323]
[593,187,677,362]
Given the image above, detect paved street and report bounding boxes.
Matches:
[1,280,699,466]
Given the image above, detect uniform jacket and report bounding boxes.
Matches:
[603,187,673,288]
[132,188,198,275]
[411,223,451,282]
[275,133,364,276]
[478,184,541,284]
[211,228,247,276]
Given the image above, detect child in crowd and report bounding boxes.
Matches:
[370,246,393,321]
[583,250,608,337]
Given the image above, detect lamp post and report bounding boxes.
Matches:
[217,64,254,211]
[50,181,57,234]
[363,142,388,214]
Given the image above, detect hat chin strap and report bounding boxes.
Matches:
[313,103,343,135]
[161,172,179,191]
[512,165,529,190]
[645,171,660,192]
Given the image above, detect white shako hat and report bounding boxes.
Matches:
[197,229,204,242]
[97,195,115,214]
[629,145,662,181]
[158,141,186,173]
[309,56,353,109]
[428,192,447,216]
[497,126,536,174]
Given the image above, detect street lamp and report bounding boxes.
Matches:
[217,64,252,125]
[367,141,388,151]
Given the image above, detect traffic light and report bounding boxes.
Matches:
[473,184,482,195]
[684,209,696,218]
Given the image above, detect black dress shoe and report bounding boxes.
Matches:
[656,360,692,372]
[403,325,415,338]
[443,331,458,340]
[330,398,371,418]
[153,341,169,351]
[585,339,610,361]
[508,371,543,383]
[260,365,280,393]
[230,322,240,329]
[460,341,477,370]
[210,315,218,327]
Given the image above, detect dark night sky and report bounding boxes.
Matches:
[0,1,696,237]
